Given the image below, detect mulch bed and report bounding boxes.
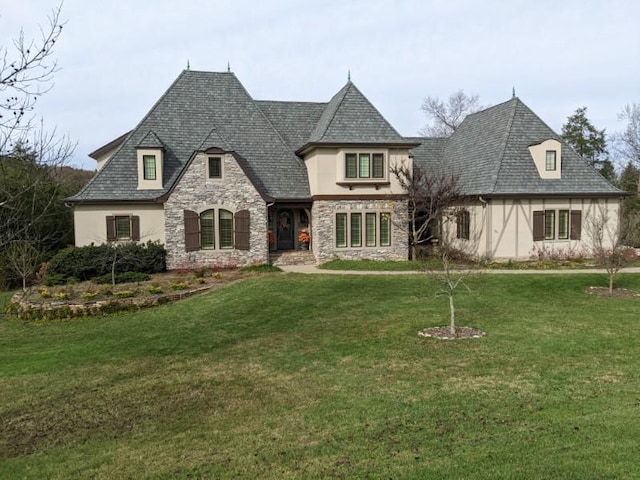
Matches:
[418,326,486,340]
[587,286,640,298]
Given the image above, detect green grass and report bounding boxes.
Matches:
[1,274,640,479]
[320,258,436,270]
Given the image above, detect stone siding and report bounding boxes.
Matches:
[312,199,408,263]
[164,153,268,269]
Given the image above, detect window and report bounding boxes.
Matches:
[544,210,555,240]
[533,210,582,241]
[106,215,140,242]
[208,157,222,179]
[365,213,376,247]
[336,211,391,248]
[336,213,347,248]
[545,151,556,171]
[456,210,470,240]
[143,155,156,180]
[345,152,385,179]
[184,208,250,252]
[558,210,569,240]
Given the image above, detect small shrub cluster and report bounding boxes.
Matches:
[46,241,166,285]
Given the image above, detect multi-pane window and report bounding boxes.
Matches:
[219,209,234,249]
[365,213,376,247]
[143,155,156,180]
[545,150,557,171]
[456,210,470,240]
[558,210,569,240]
[200,209,233,249]
[544,210,555,240]
[336,212,391,248]
[208,157,222,179]
[115,216,132,240]
[534,209,581,241]
[345,153,385,179]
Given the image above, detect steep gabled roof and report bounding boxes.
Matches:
[443,97,624,196]
[300,81,417,153]
[136,130,165,149]
[71,70,311,202]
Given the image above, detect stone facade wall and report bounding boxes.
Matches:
[311,199,408,263]
[164,153,268,269]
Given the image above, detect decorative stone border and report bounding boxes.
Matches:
[10,284,216,320]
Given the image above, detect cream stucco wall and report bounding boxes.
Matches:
[304,147,412,196]
[444,197,622,260]
[528,139,562,179]
[74,203,166,246]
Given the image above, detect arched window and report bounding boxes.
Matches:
[184,208,251,252]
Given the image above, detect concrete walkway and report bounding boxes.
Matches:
[279,265,640,275]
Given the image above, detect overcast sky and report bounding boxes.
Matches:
[2,0,639,169]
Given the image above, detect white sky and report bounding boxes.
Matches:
[2,0,639,169]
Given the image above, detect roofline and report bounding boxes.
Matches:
[65,197,164,205]
[88,130,133,159]
[475,192,630,199]
[296,141,421,157]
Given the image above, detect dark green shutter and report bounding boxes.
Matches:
[106,216,116,242]
[131,216,140,241]
[533,211,544,241]
[570,210,582,240]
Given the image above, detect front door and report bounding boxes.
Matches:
[276,209,294,250]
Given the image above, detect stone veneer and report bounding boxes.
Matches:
[312,199,408,263]
[164,153,268,269]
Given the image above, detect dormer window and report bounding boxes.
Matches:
[528,139,561,180]
[545,151,557,171]
[136,131,164,190]
[345,153,385,179]
[143,155,157,180]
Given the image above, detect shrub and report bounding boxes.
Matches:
[46,242,166,284]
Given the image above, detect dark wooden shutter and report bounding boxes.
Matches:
[106,216,116,241]
[570,210,582,240]
[131,216,140,241]
[184,210,200,252]
[234,210,250,251]
[533,211,544,241]
[456,212,462,239]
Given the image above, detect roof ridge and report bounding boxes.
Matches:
[490,98,519,194]
[312,82,351,141]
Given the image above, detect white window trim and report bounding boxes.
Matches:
[338,149,389,184]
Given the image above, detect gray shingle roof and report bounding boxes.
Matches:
[440,98,623,196]
[71,70,312,202]
[303,81,416,148]
[136,130,165,149]
[256,101,326,151]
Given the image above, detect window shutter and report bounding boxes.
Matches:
[131,216,140,241]
[106,216,116,242]
[184,210,200,252]
[570,210,582,240]
[533,211,544,241]
[456,212,462,239]
[234,209,250,250]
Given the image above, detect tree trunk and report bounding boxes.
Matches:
[449,294,456,335]
[609,272,614,295]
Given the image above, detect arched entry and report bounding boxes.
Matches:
[276,209,294,250]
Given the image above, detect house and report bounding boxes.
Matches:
[68,70,625,267]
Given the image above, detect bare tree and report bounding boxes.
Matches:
[588,210,638,295]
[390,162,465,260]
[616,103,640,165]
[0,4,75,252]
[432,251,472,335]
[3,240,42,291]
[419,90,484,137]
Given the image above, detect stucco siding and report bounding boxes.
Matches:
[74,203,165,246]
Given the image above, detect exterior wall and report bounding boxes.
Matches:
[136,148,164,190]
[74,203,165,246]
[305,147,412,196]
[444,197,622,260]
[312,199,408,263]
[528,139,562,179]
[164,152,268,269]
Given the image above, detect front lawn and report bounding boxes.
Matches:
[1,273,640,478]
